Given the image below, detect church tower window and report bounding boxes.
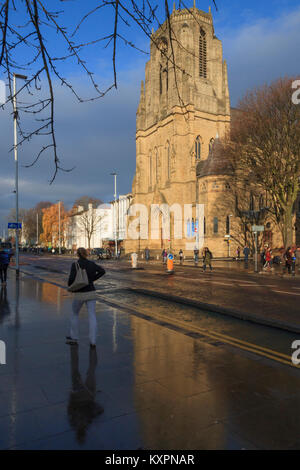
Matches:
[213,217,218,234]
[159,64,162,94]
[149,153,152,188]
[226,216,230,235]
[167,142,171,180]
[199,28,207,79]
[195,136,201,160]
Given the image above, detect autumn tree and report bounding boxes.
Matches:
[23,201,52,244]
[40,202,68,247]
[227,77,300,248]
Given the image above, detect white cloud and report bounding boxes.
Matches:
[221,6,300,104]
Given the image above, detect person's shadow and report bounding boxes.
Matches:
[68,345,104,444]
[0,286,11,323]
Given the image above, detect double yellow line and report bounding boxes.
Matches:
[96,294,299,369]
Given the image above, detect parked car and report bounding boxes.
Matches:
[92,248,105,259]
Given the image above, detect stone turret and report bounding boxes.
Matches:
[136,5,230,132]
[136,80,145,130]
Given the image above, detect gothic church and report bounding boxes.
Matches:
[124,4,282,257]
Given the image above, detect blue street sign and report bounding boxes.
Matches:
[8,222,22,229]
[167,253,174,260]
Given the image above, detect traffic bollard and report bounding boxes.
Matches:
[131,252,138,269]
[167,253,174,274]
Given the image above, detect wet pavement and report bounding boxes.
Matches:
[19,254,300,333]
[1,269,300,449]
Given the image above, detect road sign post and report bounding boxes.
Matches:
[251,226,264,273]
[8,223,22,230]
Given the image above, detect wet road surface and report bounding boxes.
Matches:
[19,254,300,360]
[0,256,299,449]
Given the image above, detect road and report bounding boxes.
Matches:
[1,252,299,449]
[18,253,300,367]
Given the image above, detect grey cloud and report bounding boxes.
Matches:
[0,71,143,232]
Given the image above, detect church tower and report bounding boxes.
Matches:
[125,3,231,254]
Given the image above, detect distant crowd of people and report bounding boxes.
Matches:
[143,246,214,272]
[142,244,300,276]
[259,246,299,275]
[234,244,299,276]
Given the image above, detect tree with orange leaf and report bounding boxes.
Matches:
[40,203,69,247]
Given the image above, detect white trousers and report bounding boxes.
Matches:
[70,299,97,345]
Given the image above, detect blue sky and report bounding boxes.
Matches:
[0,0,300,234]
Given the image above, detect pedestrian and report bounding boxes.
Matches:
[194,247,199,265]
[66,247,105,348]
[283,247,293,275]
[291,246,297,277]
[236,246,241,260]
[162,249,167,264]
[296,247,300,273]
[264,248,272,270]
[0,242,12,286]
[0,285,11,323]
[243,245,250,265]
[179,249,183,265]
[145,247,150,261]
[203,247,213,272]
[260,249,265,268]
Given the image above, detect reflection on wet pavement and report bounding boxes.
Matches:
[0,271,300,449]
[99,289,300,358]
[68,345,104,444]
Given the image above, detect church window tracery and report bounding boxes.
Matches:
[149,152,152,188]
[213,217,218,234]
[199,28,207,79]
[155,148,159,183]
[167,142,171,180]
[226,216,230,235]
[195,136,201,160]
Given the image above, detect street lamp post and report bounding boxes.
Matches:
[13,73,27,278]
[57,200,61,255]
[228,214,233,258]
[36,212,39,246]
[111,172,118,259]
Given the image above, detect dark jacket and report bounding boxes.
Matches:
[0,249,12,266]
[68,257,105,292]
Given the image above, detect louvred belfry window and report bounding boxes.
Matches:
[199,28,207,79]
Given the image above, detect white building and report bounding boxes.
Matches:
[66,203,113,250]
[111,194,132,242]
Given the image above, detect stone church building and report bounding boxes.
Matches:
[124,4,290,257]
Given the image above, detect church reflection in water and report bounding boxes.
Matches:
[129,315,266,449]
